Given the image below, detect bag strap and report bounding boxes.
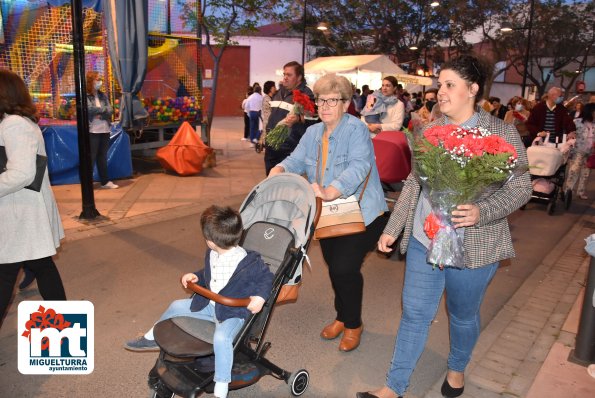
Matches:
[316,140,372,203]
[358,169,371,202]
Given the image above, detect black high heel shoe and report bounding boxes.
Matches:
[441,376,464,397]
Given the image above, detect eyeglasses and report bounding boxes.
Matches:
[314,98,345,107]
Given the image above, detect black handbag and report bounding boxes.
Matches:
[0,145,47,192]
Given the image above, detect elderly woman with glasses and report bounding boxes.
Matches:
[269,74,388,352]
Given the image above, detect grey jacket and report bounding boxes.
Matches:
[383,108,532,268]
[87,91,113,124]
[0,115,64,263]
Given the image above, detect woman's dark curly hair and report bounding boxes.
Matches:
[0,70,38,123]
[440,54,489,102]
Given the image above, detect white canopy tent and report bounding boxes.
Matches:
[304,54,433,92]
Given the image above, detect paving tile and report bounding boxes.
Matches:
[467,372,507,394]
[479,357,516,376]
[487,343,527,361]
[512,314,547,329]
[505,321,540,338]
[499,331,535,349]
[485,351,523,369]
[463,383,506,398]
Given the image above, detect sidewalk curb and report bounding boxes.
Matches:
[426,201,594,398]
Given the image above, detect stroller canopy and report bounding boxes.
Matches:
[239,173,317,248]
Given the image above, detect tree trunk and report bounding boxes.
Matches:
[206,53,223,138]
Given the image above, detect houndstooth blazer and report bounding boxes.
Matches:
[384,108,533,269]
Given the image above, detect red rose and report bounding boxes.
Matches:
[424,124,458,146]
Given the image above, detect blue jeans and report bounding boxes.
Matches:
[156,298,245,383]
[386,237,498,396]
[248,111,261,142]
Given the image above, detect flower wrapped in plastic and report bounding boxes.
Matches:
[265,90,315,150]
[409,124,523,269]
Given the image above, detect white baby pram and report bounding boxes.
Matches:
[526,136,575,215]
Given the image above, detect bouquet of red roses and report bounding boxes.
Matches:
[410,124,522,268]
[265,90,316,150]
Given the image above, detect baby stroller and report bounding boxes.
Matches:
[148,173,321,398]
[526,139,573,215]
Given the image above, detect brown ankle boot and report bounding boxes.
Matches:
[320,320,344,340]
[339,325,363,352]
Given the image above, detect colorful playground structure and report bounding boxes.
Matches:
[0,1,202,127]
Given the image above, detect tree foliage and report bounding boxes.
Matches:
[294,1,508,67]
[294,0,593,98]
[177,0,282,139]
[492,0,594,98]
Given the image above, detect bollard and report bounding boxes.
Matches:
[569,255,595,365]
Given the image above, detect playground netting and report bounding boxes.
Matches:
[0,0,202,126]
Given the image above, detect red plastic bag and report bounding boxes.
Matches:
[156,122,213,176]
[587,152,595,169]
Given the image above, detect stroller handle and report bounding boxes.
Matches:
[186,282,251,307]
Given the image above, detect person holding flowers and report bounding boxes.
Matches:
[357,55,532,398]
[263,61,317,175]
[269,74,388,352]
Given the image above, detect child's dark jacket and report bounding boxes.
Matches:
[190,249,274,321]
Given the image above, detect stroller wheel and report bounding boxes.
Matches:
[564,190,572,210]
[148,385,174,398]
[288,369,309,396]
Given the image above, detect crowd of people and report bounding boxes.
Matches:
[2,54,594,398]
[233,58,594,398]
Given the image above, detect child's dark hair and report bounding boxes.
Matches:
[440,54,488,102]
[200,206,243,249]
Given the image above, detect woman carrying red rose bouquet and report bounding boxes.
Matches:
[357,55,532,398]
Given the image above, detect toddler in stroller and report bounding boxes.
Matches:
[125,205,274,398]
[130,174,320,398]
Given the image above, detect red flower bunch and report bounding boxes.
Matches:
[266,90,315,150]
[423,124,517,165]
[292,90,316,115]
[409,124,523,268]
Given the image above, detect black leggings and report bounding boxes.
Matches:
[0,257,66,324]
[319,213,389,329]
